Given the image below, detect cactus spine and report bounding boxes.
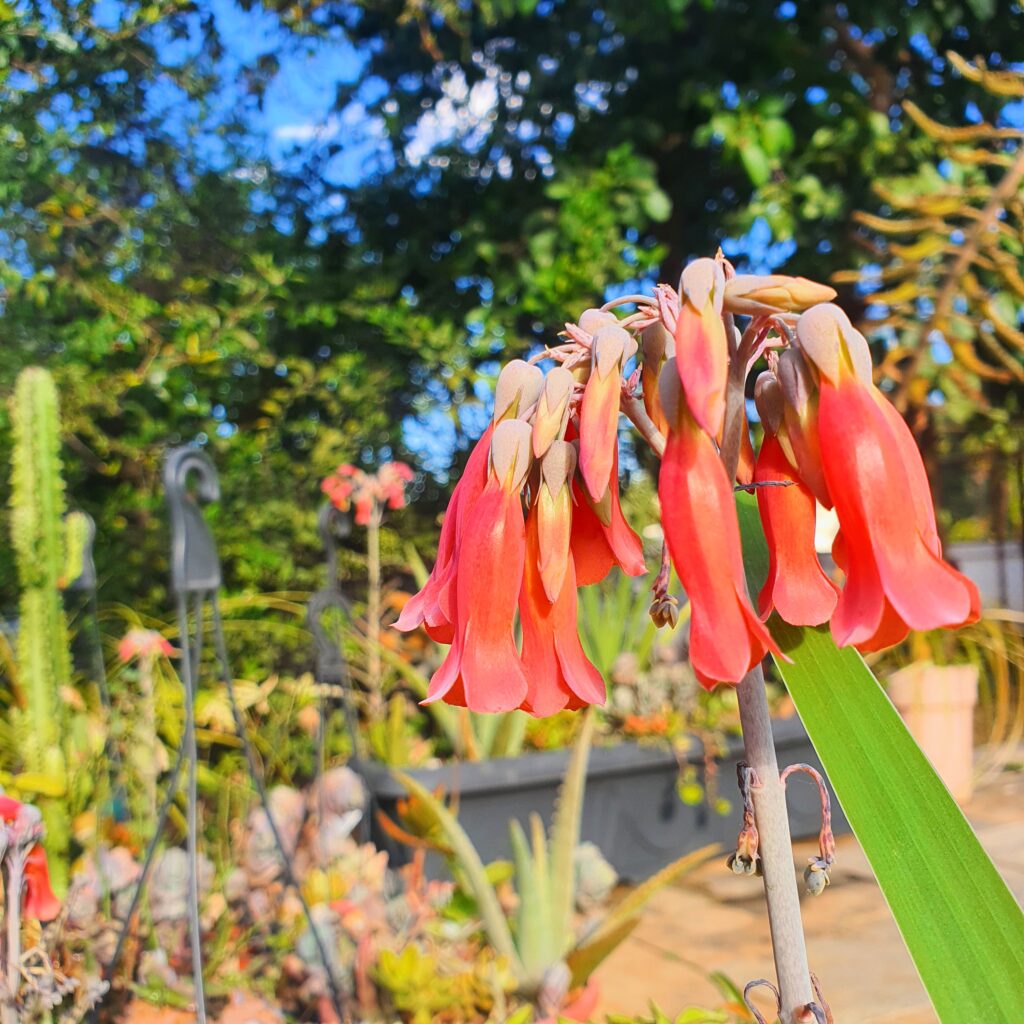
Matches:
[9,367,72,889]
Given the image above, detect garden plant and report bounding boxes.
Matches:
[397,259,1024,1022]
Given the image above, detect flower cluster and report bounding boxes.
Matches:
[322,461,414,526]
[117,628,176,663]
[398,257,979,713]
[0,794,61,921]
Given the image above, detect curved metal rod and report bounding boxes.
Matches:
[317,501,351,586]
[103,605,205,984]
[165,447,222,595]
[211,596,348,1022]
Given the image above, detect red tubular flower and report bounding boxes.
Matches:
[519,506,606,717]
[578,324,636,501]
[640,321,672,437]
[658,361,781,686]
[673,258,728,438]
[569,440,646,586]
[395,426,493,644]
[0,796,60,921]
[423,420,533,713]
[535,441,577,603]
[754,425,839,627]
[796,304,979,650]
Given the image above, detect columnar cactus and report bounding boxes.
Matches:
[8,367,75,888]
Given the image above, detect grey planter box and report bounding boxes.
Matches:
[357,716,848,881]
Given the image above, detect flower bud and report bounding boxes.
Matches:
[641,320,674,366]
[577,307,619,335]
[776,346,816,420]
[754,371,784,436]
[680,257,725,314]
[724,274,837,315]
[532,366,575,458]
[493,359,544,423]
[540,439,577,496]
[489,419,534,491]
[590,324,637,377]
[658,357,685,429]
[795,303,872,386]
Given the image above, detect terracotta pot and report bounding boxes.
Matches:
[887,662,979,804]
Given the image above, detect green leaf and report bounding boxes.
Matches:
[642,187,673,222]
[548,708,595,954]
[736,494,1024,1018]
[509,819,545,982]
[391,771,523,975]
[772,625,1024,1020]
[738,142,771,186]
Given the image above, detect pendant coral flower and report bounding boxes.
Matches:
[400,262,982,717]
[657,362,781,687]
[795,303,979,650]
[752,373,838,627]
[424,419,534,712]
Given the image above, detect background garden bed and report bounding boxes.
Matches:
[358,714,849,880]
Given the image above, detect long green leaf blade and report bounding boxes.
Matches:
[772,623,1024,1021]
[736,489,1024,1018]
[548,708,595,954]
[392,771,522,973]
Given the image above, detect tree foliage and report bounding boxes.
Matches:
[1,0,1018,609]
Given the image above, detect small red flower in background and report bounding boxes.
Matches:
[321,461,414,526]
[0,795,61,921]
[118,628,176,663]
[398,259,981,715]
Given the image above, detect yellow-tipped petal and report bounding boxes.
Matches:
[532,366,575,458]
[494,359,544,423]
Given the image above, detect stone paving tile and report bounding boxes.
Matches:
[596,772,1022,1022]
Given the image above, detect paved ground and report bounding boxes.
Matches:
[595,770,1024,1023]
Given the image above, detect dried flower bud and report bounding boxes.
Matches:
[680,257,726,314]
[754,371,784,435]
[649,594,680,629]
[804,860,831,896]
[494,359,544,423]
[490,419,534,491]
[532,366,576,457]
[724,274,837,316]
[796,303,872,386]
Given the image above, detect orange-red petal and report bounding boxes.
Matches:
[658,410,780,686]
[425,480,529,712]
[818,374,979,647]
[519,510,605,717]
[755,432,838,626]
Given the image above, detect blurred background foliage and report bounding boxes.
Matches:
[0,0,1022,614]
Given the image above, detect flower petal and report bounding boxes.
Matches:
[658,409,780,685]
[819,375,977,638]
[755,432,838,626]
[520,511,605,716]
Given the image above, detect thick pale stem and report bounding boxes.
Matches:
[367,504,382,711]
[737,667,814,1021]
[3,856,22,1024]
[722,346,814,1021]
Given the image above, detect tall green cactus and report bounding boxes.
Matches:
[9,367,73,889]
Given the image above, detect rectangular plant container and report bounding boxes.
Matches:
[356,715,848,881]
